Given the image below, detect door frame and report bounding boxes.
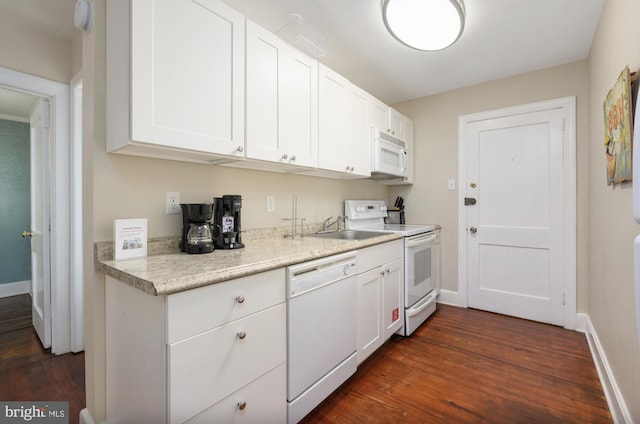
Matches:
[0,66,72,353]
[457,97,577,329]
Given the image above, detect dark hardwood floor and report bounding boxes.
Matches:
[0,296,611,424]
[0,294,85,424]
[302,304,612,424]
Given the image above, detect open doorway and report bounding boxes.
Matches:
[0,66,78,354]
[0,88,40,319]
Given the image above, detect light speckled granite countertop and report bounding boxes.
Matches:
[95,232,402,296]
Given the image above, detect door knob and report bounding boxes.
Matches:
[469,227,477,234]
[22,231,32,238]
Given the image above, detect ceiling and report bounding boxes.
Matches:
[223,0,604,104]
[0,0,604,109]
[0,0,76,121]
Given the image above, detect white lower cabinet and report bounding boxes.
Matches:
[356,240,404,364]
[105,269,286,424]
[185,364,286,424]
[168,304,286,423]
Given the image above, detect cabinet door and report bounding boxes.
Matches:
[245,20,279,162]
[245,21,318,167]
[346,84,372,177]
[382,258,404,339]
[279,45,318,167]
[388,107,405,140]
[368,96,389,132]
[131,0,245,156]
[318,64,350,173]
[356,268,382,365]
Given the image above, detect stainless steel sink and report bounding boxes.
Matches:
[308,230,383,241]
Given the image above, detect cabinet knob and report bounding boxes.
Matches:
[350,166,354,172]
[237,330,247,340]
[235,295,245,304]
[236,146,244,153]
[282,153,288,160]
[380,271,386,276]
[290,155,296,161]
[237,400,247,411]
[385,268,391,274]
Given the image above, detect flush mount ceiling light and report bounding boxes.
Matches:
[382,0,465,51]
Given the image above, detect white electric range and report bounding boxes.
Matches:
[345,200,440,336]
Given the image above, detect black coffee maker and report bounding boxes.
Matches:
[213,195,245,249]
[180,203,215,254]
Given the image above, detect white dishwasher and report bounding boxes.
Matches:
[287,251,358,424]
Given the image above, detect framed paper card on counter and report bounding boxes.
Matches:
[114,218,147,260]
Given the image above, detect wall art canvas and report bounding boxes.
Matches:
[603,66,633,186]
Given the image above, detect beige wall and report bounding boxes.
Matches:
[588,0,640,419]
[93,154,388,241]
[0,9,72,83]
[389,61,590,313]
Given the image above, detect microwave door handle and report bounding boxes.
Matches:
[401,150,408,173]
[406,234,437,248]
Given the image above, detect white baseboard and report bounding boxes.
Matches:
[585,315,633,424]
[79,408,95,424]
[0,280,30,298]
[437,289,459,306]
[573,312,588,333]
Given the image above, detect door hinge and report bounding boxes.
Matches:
[562,292,566,305]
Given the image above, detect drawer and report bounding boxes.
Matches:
[358,239,403,273]
[168,303,286,424]
[185,363,286,424]
[167,268,285,343]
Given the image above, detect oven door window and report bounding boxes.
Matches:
[406,243,434,307]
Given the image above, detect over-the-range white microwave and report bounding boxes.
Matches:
[371,128,409,178]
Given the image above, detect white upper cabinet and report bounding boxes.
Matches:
[106,0,246,163]
[245,20,318,169]
[387,107,405,140]
[346,84,372,177]
[369,96,406,141]
[316,64,370,177]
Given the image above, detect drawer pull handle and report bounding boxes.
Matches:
[238,400,247,411]
[236,295,245,304]
[237,330,247,340]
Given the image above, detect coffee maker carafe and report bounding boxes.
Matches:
[180,203,215,254]
[213,195,245,249]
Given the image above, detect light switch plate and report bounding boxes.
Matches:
[166,192,180,214]
[266,195,276,212]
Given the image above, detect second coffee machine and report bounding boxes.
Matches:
[213,195,245,249]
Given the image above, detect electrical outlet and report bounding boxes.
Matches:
[266,195,276,212]
[447,179,456,191]
[166,192,181,214]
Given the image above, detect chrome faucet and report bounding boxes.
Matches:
[322,215,345,232]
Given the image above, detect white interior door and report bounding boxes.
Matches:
[464,107,566,326]
[30,98,51,348]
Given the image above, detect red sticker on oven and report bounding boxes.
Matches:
[392,307,399,321]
